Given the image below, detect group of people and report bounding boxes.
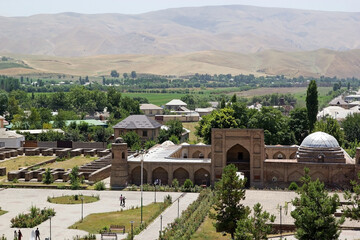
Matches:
[119,194,126,207]
[14,228,40,240]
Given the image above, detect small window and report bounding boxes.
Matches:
[183,153,187,158]
[199,153,204,159]
[277,153,284,159]
[122,152,125,159]
[143,131,148,137]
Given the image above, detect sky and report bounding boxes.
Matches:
[0,0,359,17]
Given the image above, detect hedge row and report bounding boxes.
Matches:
[160,189,214,240]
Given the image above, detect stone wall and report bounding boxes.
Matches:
[88,165,111,182]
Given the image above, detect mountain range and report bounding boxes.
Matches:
[0,5,359,56]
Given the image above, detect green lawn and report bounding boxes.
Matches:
[0,62,31,70]
[48,195,99,204]
[0,156,54,181]
[0,209,8,216]
[42,156,97,170]
[192,215,230,240]
[69,203,166,234]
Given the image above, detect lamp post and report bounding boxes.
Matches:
[280,205,282,239]
[49,216,52,240]
[159,215,163,239]
[154,180,157,203]
[130,221,134,240]
[140,150,144,224]
[81,196,84,222]
[177,198,180,218]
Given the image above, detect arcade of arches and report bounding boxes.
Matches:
[111,129,360,189]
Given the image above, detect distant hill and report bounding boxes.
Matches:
[0,5,359,56]
[2,49,360,78]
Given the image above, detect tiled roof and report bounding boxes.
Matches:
[113,115,162,129]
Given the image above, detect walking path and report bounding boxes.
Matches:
[135,192,199,240]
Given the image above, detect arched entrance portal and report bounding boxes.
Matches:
[194,168,210,186]
[227,144,250,187]
[131,166,148,185]
[173,167,189,185]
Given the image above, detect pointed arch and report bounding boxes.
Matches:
[192,150,203,158]
[173,167,189,185]
[131,166,148,185]
[194,168,210,186]
[152,167,168,185]
[273,151,285,159]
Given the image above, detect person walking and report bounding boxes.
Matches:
[13,230,17,240]
[122,196,126,207]
[35,228,40,240]
[119,194,123,208]
[18,230,22,240]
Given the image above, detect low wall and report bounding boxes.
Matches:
[38,141,57,148]
[73,142,107,149]
[88,165,111,182]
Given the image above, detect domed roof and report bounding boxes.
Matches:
[300,132,340,148]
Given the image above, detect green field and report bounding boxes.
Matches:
[292,87,333,108]
[0,62,31,70]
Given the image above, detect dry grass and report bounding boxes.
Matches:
[42,156,97,170]
[0,156,54,181]
[5,49,360,78]
[192,215,230,240]
[183,122,201,143]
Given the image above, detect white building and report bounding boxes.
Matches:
[0,129,25,148]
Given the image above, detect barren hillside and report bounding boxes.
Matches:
[0,5,359,56]
[2,49,360,78]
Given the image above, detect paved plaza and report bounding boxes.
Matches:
[0,188,360,239]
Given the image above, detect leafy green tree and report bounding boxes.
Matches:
[220,98,226,109]
[181,94,196,109]
[122,131,141,149]
[70,166,81,190]
[291,168,344,240]
[28,107,41,129]
[182,179,193,191]
[211,164,249,239]
[144,140,156,150]
[123,73,128,78]
[110,70,119,78]
[289,108,309,144]
[169,135,180,144]
[42,168,54,184]
[344,172,360,220]
[314,116,344,146]
[39,107,53,124]
[342,113,360,143]
[306,80,318,131]
[248,107,295,145]
[196,108,239,144]
[0,91,8,115]
[235,203,275,240]
[107,87,122,112]
[7,95,20,121]
[131,71,137,78]
[230,94,237,103]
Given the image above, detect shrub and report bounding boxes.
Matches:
[289,182,299,191]
[12,178,19,183]
[11,206,55,228]
[164,194,172,205]
[94,181,106,191]
[42,168,54,184]
[70,166,81,190]
[182,179,194,192]
[172,179,179,191]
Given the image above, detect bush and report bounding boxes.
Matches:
[11,206,55,228]
[164,194,172,205]
[172,179,179,191]
[70,166,81,190]
[94,181,106,191]
[289,182,299,191]
[42,168,54,184]
[182,179,194,192]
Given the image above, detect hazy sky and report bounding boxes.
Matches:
[0,0,359,17]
